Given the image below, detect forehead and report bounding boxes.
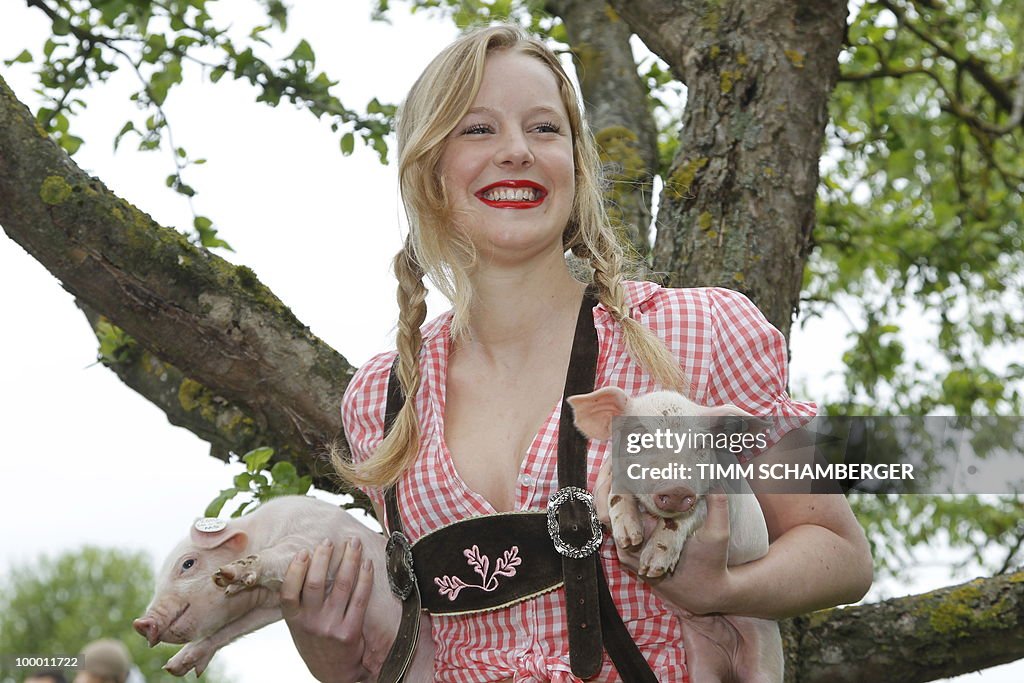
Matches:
[469,49,568,116]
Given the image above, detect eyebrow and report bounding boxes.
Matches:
[465,105,565,118]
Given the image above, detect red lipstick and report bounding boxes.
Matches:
[475,180,547,209]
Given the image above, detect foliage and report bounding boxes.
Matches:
[0,547,230,683]
[206,446,313,518]
[812,0,1024,417]
[4,0,396,248]
[806,0,1024,581]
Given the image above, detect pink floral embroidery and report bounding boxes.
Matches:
[435,545,522,601]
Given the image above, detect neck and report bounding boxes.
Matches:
[461,249,587,353]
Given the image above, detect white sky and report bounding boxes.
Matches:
[0,2,1020,682]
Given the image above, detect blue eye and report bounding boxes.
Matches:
[535,122,560,133]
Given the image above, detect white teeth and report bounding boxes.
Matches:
[482,187,539,202]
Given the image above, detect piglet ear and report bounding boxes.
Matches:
[190,519,248,553]
[566,386,629,441]
[706,404,771,434]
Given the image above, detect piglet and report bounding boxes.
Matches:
[567,386,783,683]
[133,495,434,680]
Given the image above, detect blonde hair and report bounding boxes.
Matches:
[336,24,687,489]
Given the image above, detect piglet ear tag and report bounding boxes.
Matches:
[194,517,227,533]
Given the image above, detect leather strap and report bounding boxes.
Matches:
[557,290,604,678]
[378,363,420,683]
[556,290,656,682]
[377,580,421,683]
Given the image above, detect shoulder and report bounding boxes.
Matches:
[626,282,754,319]
[341,350,397,462]
[620,281,759,339]
[342,349,397,416]
[341,309,452,456]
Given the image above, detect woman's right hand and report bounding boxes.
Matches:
[281,537,375,683]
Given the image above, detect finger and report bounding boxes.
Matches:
[326,537,360,613]
[280,549,310,620]
[614,542,640,572]
[338,556,374,636]
[302,538,336,606]
[594,458,613,524]
[696,490,730,544]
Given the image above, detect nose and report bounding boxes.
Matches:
[134,616,160,646]
[652,485,697,514]
[493,129,534,168]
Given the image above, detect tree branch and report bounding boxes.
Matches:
[783,569,1024,682]
[0,72,359,499]
[879,0,1015,113]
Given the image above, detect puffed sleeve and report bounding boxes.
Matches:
[341,349,398,511]
[704,287,816,450]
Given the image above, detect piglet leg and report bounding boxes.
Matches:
[608,493,645,550]
[165,606,282,677]
[639,502,706,578]
[214,539,311,595]
[214,555,262,595]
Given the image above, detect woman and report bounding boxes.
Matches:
[281,24,873,682]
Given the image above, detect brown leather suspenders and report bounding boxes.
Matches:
[376,291,658,682]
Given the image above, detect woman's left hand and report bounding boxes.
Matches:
[594,460,736,615]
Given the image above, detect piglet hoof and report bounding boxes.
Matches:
[165,641,215,678]
[213,554,261,594]
[612,522,644,550]
[639,546,674,579]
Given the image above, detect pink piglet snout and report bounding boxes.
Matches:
[650,485,698,514]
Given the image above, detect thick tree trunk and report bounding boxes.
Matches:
[0,73,355,494]
[546,0,660,260]
[610,0,845,340]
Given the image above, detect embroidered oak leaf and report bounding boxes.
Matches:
[464,544,490,582]
[436,545,523,599]
[493,546,521,579]
[434,574,470,601]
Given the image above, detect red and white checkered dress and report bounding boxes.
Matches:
[343,282,816,682]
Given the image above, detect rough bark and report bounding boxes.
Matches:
[610,0,846,340]
[546,0,660,260]
[780,569,1024,683]
[0,73,355,495]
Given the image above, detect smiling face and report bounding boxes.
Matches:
[438,49,575,266]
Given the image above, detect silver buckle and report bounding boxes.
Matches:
[385,531,415,600]
[547,486,602,559]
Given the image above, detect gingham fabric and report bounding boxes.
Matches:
[343,282,817,682]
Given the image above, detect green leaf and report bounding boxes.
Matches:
[288,39,315,65]
[243,446,275,473]
[210,64,228,83]
[52,17,71,36]
[340,132,354,155]
[4,49,33,66]
[205,488,238,517]
[113,121,135,151]
[60,135,83,155]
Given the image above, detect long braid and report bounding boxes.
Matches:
[586,230,692,396]
[335,238,428,488]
